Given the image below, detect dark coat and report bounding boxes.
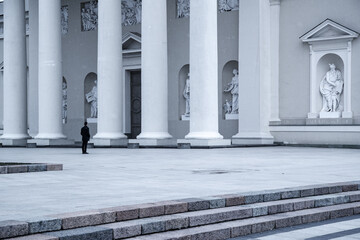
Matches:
[81,126,90,142]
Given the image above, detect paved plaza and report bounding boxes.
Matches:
[0,146,360,223]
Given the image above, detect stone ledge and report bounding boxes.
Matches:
[0,163,63,174]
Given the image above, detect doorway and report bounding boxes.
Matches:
[130,71,141,139]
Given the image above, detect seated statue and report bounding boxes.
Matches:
[319,63,343,113]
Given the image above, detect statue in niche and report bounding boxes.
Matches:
[224,69,239,114]
[61,6,69,34]
[177,0,190,18]
[223,99,232,114]
[183,73,190,117]
[86,80,98,118]
[62,81,68,124]
[219,0,239,13]
[81,1,98,31]
[320,63,344,113]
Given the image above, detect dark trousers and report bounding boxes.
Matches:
[82,140,88,153]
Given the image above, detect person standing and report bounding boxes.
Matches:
[81,122,90,154]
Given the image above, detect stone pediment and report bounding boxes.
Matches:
[300,19,359,43]
[122,32,141,53]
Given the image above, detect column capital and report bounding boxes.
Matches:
[269,0,281,6]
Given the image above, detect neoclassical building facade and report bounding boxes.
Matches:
[0,0,359,147]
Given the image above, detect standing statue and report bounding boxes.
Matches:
[183,73,190,117]
[86,80,98,118]
[320,63,344,113]
[224,69,239,114]
[62,81,68,124]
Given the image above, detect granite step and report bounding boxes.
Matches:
[1,181,359,239]
[3,190,360,240]
[125,202,360,240]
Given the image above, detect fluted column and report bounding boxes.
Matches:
[93,0,126,140]
[0,0,29,142]
[35,0,65,139]
[185,0,223,140]
[137,0,172,140]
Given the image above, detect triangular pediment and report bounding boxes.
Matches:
[122,32,141,52]
[300,19,359,43]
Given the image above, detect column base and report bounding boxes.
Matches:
[27,138,75,147]
[129,139,177,147]
[185,132,224,140]
[0,139,28,147]
[232,132,274,145]
[137,132,173,139]
[90,138,128,147]
[177,139,231,148]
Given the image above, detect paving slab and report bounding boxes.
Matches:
[0,147,360,223]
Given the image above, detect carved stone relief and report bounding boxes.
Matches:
[81,1,98,31]
[218,0,239,13]
[177,0,239,19]
[122,0,142,26]
[61,6,69,34]
[177,0,190,18]
[81,0,141,31]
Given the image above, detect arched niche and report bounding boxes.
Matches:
[178,64,190,121]
[301,19,358,119]
[62,77,68,124]
[221,60,238,120]
[84,72,97,121]
[316,54,344,115]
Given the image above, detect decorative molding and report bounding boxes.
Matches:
[300,19,359,43]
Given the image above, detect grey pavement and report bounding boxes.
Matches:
[231,215,360,240]
[0,146,360,222]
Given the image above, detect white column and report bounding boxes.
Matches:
[343,41,353,118]
[137,0,172,140]
[1,0,29,140]
[308,45,318,118]
[28,0,39,136]
[270,0,280,122]
[232,0,273,145]
[185,0,223,140]
[93,0,126,140]
[35,0,65,139]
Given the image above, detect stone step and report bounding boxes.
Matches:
[125,202,360,240]
[4,190,360,240]
[1,181,359,239]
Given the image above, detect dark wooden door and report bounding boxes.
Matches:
[130,71,141,139]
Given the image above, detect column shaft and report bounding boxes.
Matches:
[137,0,171,139]
[232,0,273,144]
[1,0,29,139]
[36,0,65,139]
[185,0,222,139]
[94,0,126,139]
[270,0,280,122]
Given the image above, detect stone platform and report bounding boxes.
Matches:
[0,146,359,224]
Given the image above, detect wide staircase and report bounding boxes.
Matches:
[1,181,360,240]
